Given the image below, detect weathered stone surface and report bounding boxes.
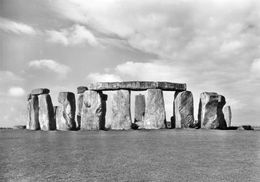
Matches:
[87,81,186,91]
[174,91,194,128]
[76,93,84,129]
[31,88,50,95]
[26,95,40,130]
[81,91,106,130]
[198,92,227,129]
[109,90,131,130]
[56,92,76,130]
[144,89,166,129]
[134,94,145,123]
[38,94,56,131]
[224,105,232,127]
[77,86,88,94]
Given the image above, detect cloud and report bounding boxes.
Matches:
[250,58,260,79]
[0,17,36,35]
[8,87,25,97]
[0,71,24,83]
[28,59,71,77]
[46,24,99,46]
[87,73,122,82]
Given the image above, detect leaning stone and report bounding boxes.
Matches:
[134,94,145,123]
[110,90,131,130]
[77,86,88,94]
[144,89,166,129]
[26,95,40,130]
[198,92,227,129]
[31,88,50,95]
[56,92,76,130]
[81,91,106,130]
[27,94,32,101]
[224,105,232,127]
[38,94,56,131]
[174,91,194,128]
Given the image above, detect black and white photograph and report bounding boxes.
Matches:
[0,0,259,181]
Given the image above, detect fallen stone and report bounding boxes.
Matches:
[77,86,88,94]
[13,125,26,129]
[26,95,40,130]
[144,89,166,129]
[134,94,145,123]
[174,91,194,128]
[81,91,106,130]
[38,94,56,131]
[31,88,50,95]
[87,81,186,91]
[237,125,254,130]
[224,105,232,127]
[109,90,131,130]
[198,92,227,129]
[56,92,76,130]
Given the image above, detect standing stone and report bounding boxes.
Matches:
[110,90,131,130]
[224,106,232,127]
[174,91,194,128]
[76,86,88,129]
[198,92,227,129]
[144,89,166,129]
[81,91,106,130]
[26,95,40,130]
[56,92,76,130]
[38,94,56,131]
[134,94,145,122]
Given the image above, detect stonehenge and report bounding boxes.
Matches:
[26,82,233,131]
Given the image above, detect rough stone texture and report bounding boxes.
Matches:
[56,92,76,130]
[38,94,56,131]
[27,94,32,101]
[88,81,186,91]
[77,86,88,94]
[198,92,227,129]
[109,90,131,130]
[144,89,166,129]
[31,88,50,95]
[224,106,232,127]
[81,91,106,130]
[134,94,145,123]
[76,93,84,129]
[174,91,194,128]
[26,95,40,130]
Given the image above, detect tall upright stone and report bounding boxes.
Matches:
[134,94,145,122]
[81,91,106,130]
[224,105,232,127]
[76,86,88,129]
[175,91,194,128]
[110,90,131,130]
[26,95,40,130]
[198,92,227,129]
[144,89,166,129]
[38,94,56,131]
[56,92,76,130]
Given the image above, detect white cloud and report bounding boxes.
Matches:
[28,59,71,77]
[0,71,24,83]
[0,17,36,35]
[8,87,25,97]
[87,73,122,82]
[250,58,260,79]
[46,24,99,46]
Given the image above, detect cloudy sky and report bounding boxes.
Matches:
[0,0,260,127]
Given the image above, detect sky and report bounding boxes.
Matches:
[0,0,260,127]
